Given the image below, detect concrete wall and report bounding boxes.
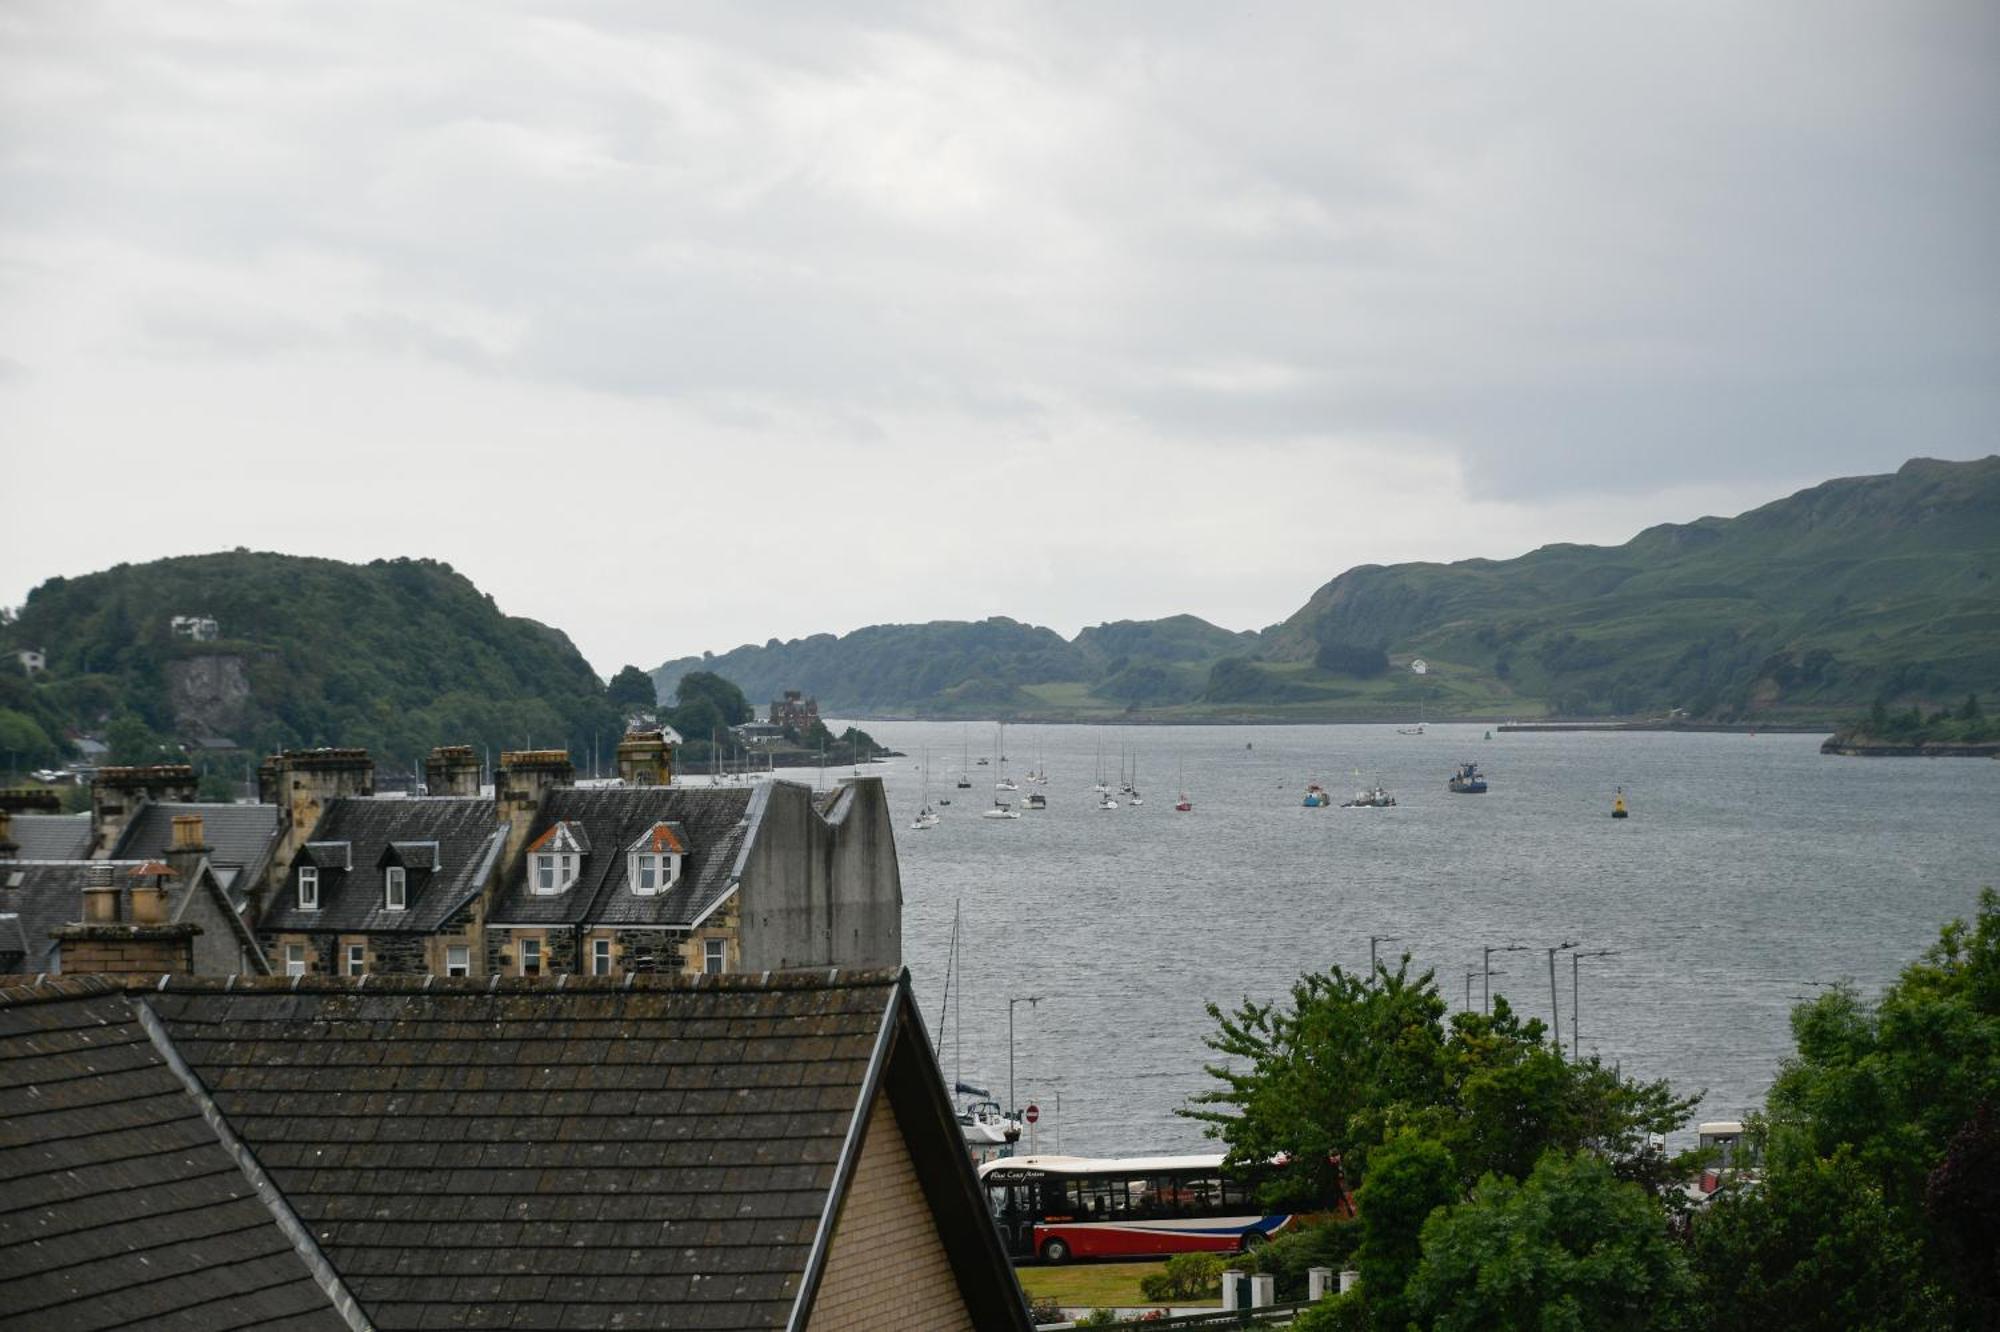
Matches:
[737,778,901,974]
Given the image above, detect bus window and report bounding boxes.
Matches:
[1222,1177,1259,1209]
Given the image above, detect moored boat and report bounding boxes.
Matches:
[1303,783,1332,807]
[1342,784,1396,808]
[1448,762,1488,794]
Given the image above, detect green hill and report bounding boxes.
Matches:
[0,552,624,772]
[653,457,2000,724]
[1261,456,2000,721]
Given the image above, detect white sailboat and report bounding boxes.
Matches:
[933,903,1023,1161]
[993,726,1018,791]
[912,748,940,830]
[983,731,1020,819]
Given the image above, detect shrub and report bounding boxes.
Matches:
[1137,1251,1227,1302]
[1244,1216,1360,1299]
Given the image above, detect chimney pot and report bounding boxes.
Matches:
[171,813,206,850]
[83,883,121,924]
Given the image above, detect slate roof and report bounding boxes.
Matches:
[112,802,281,902]
[4,812,91,861]
[0,862,147,974]
[0,969,1025,1331]
[487,786,759,930]
[0,979,347,1330]
[260,798,504,935]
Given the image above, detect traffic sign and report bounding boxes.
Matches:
[1024,1104,1040,1124]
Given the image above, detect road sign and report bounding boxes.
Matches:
[1024,1104,1040,1124]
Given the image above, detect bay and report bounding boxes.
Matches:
[803,722,2000,1158]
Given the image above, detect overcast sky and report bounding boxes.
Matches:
[3,2,1995,675]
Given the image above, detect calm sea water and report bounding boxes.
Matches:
[794,722,2000,1158]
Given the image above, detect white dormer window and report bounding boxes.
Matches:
[384,866,407,911]
[532,853,580,895]
[626,823,686,897]
[527,824,586,895]
[298,866,319,911]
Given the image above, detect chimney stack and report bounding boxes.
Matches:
[262,748,375,906]
[82,863,121,923]
[497,749,575,870]
[615,730,674,787]
[128,863,174,925]
[165,812,209,889]
[89,764,198,857]
[424,745,482,797]
[55,858,200,975]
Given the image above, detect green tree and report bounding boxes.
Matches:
[1691,1148,1947,1331]
[1409,1149,1693,1332]
[105,713,173,765]
[1960,693,1982,722]
[1183,966,1695,1207]
[1740,889,2000,1321]
[1353,1132,1457,1329]
[606,665,657,710]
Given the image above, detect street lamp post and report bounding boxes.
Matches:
[1007,995,1041,1120]
[1546,941,1577,1052]
[1370,935,1404,977]
[1466,967,1507,1013]
[1571,950,1619,1059]
[1484,944,1530,1014]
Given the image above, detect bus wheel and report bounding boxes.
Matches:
[1040,1237,1071,1264]
[1238,1231,1269,1254]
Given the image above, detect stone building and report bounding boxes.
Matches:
[256,795,505,978]
[772,688,822,734]
[258,740,901,980]
[0,810,270,975]
[0,969,1030,1330]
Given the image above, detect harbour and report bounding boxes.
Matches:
[816,720,2000,1159]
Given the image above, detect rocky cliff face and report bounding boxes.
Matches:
[167,653,252,736]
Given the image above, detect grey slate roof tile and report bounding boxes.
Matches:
[486,786,757,929]
[3,812,91,861]
[0,968,1003,1332]
[0,986,346,1330]
[110,801,280,902]
[260,796,504,934]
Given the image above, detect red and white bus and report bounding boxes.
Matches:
[980,1153,1315,1264]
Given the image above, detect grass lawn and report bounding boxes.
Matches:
[1014,1260,1219,1310]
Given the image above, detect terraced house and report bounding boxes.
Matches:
[259,736,901,980]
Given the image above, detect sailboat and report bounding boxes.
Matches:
[934,903,1023,1161]
[1126,753,1143,805]
[1175,757,1193,812]
[956,730,973,789]
[1398,694,1426,736]
[993,726,1018,791]
[1092,743,1111,796]
[982,733,1020,819]
[912,748,940,830]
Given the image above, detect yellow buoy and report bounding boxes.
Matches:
[1611,788,1629,819]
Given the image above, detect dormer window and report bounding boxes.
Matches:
[298,866,319,911]
[384,866,407,911]
[626,822,687,897]
[526,822,587,895]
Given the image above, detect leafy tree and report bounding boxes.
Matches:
[1409,1149,1693,1332]
[1961,693,1982,722]
[1691,1146,1948,1330]
[105,714,174,765]
[1353,1132,1458,1328]
[1183,964,1695,1207]
[1926,1100,2000,1325]
[606,665,657,710]
[1737,889,2000,1322]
